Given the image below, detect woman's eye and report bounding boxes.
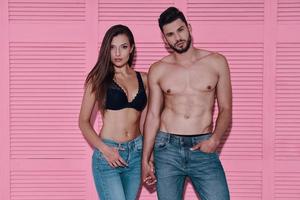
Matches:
[122,45,128,49]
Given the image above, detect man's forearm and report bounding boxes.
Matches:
[142,114,160,163]
[212,108,232,141]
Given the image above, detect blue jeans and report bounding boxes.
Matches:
[92,135,142,200]
[154,131,230,200]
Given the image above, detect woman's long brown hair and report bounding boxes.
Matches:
[85,24,136,112]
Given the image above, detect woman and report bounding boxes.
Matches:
[79,24,147,200]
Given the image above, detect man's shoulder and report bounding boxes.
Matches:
[196,49,228,68]
[205,51,230,74]
[150,60,163,69]
[148,56,172,80]
[150,55,172,70]
[195,49,226,61]
[210,52,227,62]
[211,53,228,71]
[148,61,164,79]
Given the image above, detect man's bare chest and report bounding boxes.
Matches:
[159,67,218,94]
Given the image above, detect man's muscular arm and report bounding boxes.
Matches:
[192,54,232,153]
[142,62,164,185]
[211,54,232,142]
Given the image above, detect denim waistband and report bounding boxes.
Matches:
[157,131,212,148]
[101,135,142,149]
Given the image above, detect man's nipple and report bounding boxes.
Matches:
[184,114,190,119]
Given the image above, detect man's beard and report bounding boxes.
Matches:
[169,34,192,53]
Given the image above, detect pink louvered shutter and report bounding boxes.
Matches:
[1,0,300,200]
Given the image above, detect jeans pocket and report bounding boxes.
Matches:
[154,135,168,151]
[199,150,215,155]
[195,150,219,161]
[93,149,113,171]
[93,149,106,161]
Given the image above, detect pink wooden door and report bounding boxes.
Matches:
[1,0,300,200]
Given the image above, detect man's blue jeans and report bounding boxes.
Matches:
[154,131,230,200]
[92,135,142,200]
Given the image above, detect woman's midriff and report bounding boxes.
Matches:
[99,108,142,143]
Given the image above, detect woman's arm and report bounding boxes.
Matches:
[78,82,107,151]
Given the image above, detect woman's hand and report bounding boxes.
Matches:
[142,160,157,186]
[101,145,128,168]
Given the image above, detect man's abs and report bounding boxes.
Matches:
[159,106,213,135]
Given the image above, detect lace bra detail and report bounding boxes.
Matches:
[105,71,147,111]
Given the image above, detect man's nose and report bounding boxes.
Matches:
[174,33,181,41]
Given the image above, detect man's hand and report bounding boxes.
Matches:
[190,137,220,153]
[142,160,157,187]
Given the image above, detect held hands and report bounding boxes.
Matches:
[101,145,128,168]
[190,137,220,153]
[142,160,157,187]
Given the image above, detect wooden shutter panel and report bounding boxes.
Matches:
[9,0,86,22]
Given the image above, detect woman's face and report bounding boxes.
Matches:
[110,34,133,68]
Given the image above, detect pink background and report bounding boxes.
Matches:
[1,0,300,199]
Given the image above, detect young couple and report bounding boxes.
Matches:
[79,7,231,200]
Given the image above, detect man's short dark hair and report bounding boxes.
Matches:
[158,7,188,32]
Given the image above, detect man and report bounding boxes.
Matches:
[142,7,231,200]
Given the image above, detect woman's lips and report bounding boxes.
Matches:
[114,58,123,62]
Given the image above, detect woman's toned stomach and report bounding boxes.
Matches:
[99,109,142,142]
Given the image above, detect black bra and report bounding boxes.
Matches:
[105,71,147,111]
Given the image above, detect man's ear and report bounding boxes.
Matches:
[161,33,167,44]
[188,23,192,33]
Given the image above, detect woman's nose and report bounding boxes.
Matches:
[115,48,120,56]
